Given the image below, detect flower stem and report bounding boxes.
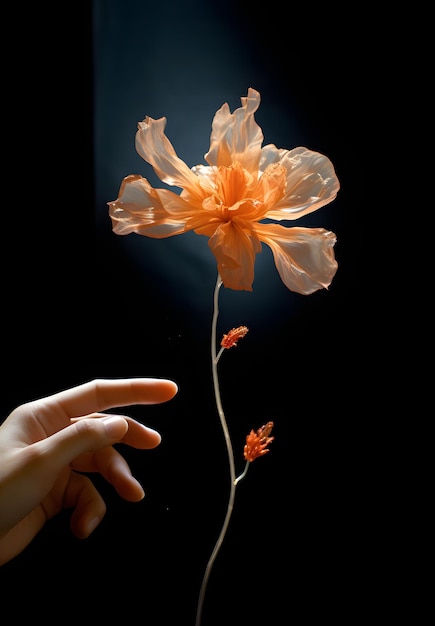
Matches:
[234,460,250,485]
[195,273,237,626]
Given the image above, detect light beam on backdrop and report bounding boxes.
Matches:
[93,0,335,337]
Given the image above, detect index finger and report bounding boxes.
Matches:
[46,378,178,419]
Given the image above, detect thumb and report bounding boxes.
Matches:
[38,416,129,470]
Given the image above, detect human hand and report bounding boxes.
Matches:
[0,377,178,565]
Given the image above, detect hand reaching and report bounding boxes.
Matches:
[0,377,178,565]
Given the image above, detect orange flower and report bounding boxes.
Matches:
[243,421,274,463]
[109,88,339,294]
[221,326,249,349]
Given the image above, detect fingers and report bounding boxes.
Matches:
[47,377,178,419]
[63,471,107,539]
[36,412,162,483]
[35,415,131,473]
[70,414,162,449]
[72,446,145,501]
[64,447,146,539]
[1,417,149,541]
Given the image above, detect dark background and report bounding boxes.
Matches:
[1,2,391,624]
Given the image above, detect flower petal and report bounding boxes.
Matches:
[208,221,261,291]
[260,146,340,220]
[251,162,287,216]
[108,175,187,238]
[135,116,204,201]
[205,88,263,174]
[256,223,338,294]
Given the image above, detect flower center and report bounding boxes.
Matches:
[201,161,286,226]
[215,162,253,210]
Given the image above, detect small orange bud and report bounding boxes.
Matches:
[243,421,274,462]
[221,326,249,349]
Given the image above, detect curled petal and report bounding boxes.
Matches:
[260,146,340,220]
[257,223,338,294]
[135,116,204,201]
[108,175,187,238]
[205,88,263,174]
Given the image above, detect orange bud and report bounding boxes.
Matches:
[243,421,274,462]
[221,326,249,349]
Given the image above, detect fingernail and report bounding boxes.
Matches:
[86,516,100,536]
[102,416,128,438]
[145,426,162,442]
[137,483,146,500]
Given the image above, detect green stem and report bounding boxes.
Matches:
[195,273,237,626]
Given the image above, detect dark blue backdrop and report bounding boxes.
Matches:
[1,2,380,625]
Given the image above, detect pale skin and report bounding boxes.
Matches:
[0,377,178,566]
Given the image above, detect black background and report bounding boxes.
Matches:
[1,2,393,624]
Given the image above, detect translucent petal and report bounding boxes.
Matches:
[135,116,204,201]
[261,146,340,220]
[256,223,338,294]
[205,88,263,174]
[108,175,186,238]
[208,221,260,291]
